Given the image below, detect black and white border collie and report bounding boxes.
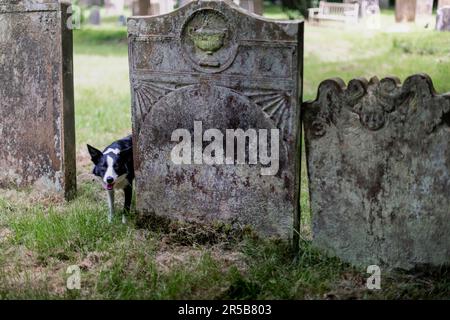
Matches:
[87,135,134,223]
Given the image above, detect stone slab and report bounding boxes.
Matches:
[303,74,450,269]
[128,0,303,240]
[0,0,76,199]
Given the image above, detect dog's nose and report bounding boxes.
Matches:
[106,177,114,184]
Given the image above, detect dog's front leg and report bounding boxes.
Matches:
[107,189,115,223]
[123,185,132,224]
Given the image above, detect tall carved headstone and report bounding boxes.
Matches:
[436,6,450,31]
[0,0,76,199]
[303,74,450,269]
[128,0,303,240]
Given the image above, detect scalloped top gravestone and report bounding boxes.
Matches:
[303,74,450,269]
[0,0,76,199]
[128,0,303,240]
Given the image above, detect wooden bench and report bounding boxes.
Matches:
[308,1,359,24]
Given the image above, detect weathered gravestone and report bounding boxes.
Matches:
[395,0,416,22]
[303,74,450,269]
[436,6,450,31]
[395,0,433,24]
[131,0,149,16]
[89,6,101,25]
[415,0,433,27]
[128,0,303,240]
[438,0,450,9]
[0,0,76,199]
[344,0,380,18]
[379,0,389,9]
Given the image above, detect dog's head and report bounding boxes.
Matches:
[87,144,132,191]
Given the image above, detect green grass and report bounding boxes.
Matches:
[0,7,449,299]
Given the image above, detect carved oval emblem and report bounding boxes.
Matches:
[181,9,238,73]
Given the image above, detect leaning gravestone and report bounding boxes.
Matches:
[436,6,450,31]
[128,0,303,240]
[0,0,76,199]
[303,74,450,269]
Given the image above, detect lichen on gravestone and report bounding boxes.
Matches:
[303,74,450,269]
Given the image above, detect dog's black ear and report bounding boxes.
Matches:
[120,147,133,160]
[87,144,103,164]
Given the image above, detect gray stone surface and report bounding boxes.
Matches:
[303,74,450,270]
[379,0,389,9]
[0,0,76,199]
[436,6,450,31]
[415,0,433,27]
[89,6,101,25]
[128,0,303,240]
[439,0,450,9]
